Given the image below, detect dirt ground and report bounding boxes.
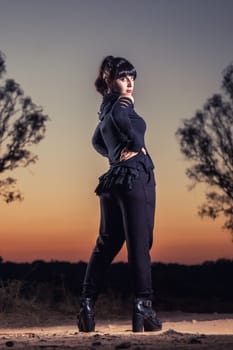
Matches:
[0,312,233,349]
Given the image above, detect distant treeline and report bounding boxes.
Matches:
[0,259,233,313]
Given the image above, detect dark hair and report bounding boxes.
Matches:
[95,56,137,96]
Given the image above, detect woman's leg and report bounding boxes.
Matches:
[81,192,126,300]
[115,169,162,332]
[118,169,156,299]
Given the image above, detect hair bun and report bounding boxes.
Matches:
[102,55,114,71]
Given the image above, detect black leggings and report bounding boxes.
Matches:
[82,167,156,300]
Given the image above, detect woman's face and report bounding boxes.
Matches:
[111,75,135,95]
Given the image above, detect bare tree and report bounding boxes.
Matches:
[0,51,48,203]
[176,63,233,239]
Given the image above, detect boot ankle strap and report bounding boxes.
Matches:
[143,300,152,307]
[135,299,152,308]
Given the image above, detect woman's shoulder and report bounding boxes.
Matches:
[118,94,134,104]
[113,95,134,111]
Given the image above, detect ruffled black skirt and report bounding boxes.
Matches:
[95,152,154,196]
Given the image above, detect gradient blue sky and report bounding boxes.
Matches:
[1,0,233,263]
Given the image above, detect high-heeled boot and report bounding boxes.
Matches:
[77,297,95,332]
[132,298,162,332]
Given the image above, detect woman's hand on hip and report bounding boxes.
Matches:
[120,147,147,161]
[120,147,138,161]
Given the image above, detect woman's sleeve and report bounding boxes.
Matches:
[92,124,108,157]
[111,97,142,152]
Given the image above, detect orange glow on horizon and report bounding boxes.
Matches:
[1,219,232,264]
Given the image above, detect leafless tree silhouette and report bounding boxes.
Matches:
[176,63,233,239]
[0,51,48,203]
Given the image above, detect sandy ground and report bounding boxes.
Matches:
[0,312,233,349]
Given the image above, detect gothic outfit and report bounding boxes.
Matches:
[81,92,157,301]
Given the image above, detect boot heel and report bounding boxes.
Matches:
[133,312,144,332]
[133,298,162,333]
[78,297,95,332]
[77,318,84,332]
[79,314,95,332]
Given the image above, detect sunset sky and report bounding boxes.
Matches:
[1,0,233,264]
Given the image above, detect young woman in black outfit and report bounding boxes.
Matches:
[78,56,162,333]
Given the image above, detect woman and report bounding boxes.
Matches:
[78,56,162,333]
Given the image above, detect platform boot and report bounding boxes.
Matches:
[77,297,95,332]
[132,298,162,332]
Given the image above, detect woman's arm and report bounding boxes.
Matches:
[112,96,143,152]
[92,124,108,157]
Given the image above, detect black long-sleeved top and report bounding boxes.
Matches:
[92,92,154,169]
